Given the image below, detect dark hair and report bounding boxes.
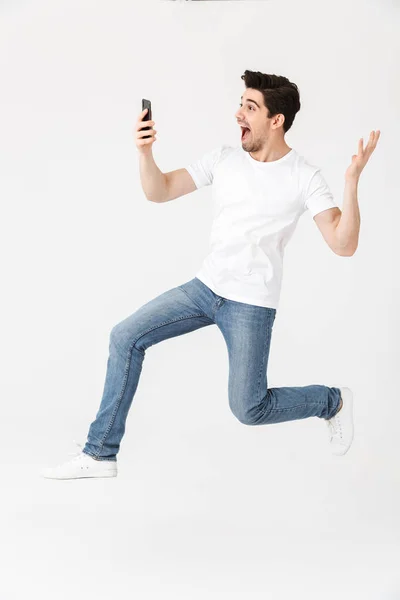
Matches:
[241,70,301,133]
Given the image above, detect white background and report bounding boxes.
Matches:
[1,0,399,598]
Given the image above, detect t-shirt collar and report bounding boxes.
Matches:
[243,147,295,166]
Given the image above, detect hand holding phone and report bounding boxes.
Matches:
[141,99,152,138]
[135,99,157,153]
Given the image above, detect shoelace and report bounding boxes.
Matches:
[67,439,85,460]
[326,414,343,442]
[50,440,85,470]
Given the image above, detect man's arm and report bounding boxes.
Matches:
[139,152,197,203]
[314,131,381,256]
[314,177,360,257]
[332,177,360,256]
[135,106,196,202]
[139,151,169,202]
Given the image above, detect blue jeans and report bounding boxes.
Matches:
[83,277,341,461]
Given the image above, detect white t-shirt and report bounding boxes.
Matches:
[185,145,339,309]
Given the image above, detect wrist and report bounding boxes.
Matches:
[345,175,359,185]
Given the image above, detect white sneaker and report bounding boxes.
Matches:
[325,387,354,456]
[41,440,118,480]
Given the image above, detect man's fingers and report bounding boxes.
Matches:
[372,130,381,147]
[136,108,150,123]
[364,130,381,154]
[136,120,155,131]
[137,128,157,138]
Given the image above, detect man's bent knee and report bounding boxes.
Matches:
[230,405,261,426]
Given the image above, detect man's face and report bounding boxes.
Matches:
[235,88,272,151]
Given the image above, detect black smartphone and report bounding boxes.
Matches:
[142,99,152,139]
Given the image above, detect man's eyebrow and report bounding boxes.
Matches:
[240,96,260,108]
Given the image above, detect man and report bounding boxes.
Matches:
[42,70,380,479]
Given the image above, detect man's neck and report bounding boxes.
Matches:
[249,144,292,163]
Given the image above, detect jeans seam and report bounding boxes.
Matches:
[256,335,267,405]
[97,345,133,455]
[178,285,208,316]
[83,449,116,462]
[268,403,308,412]
[258,402,308,423]
[130,311,208,348]
[96,311,209,458]
[256,318,274,404]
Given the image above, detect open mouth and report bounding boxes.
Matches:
[241,126,250,140]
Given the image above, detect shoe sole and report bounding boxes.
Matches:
[332,386,354,456]
[42,470,117,480]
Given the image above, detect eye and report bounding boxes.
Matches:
[239,104,254,110]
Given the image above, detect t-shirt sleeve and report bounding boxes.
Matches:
[304,169,339,218]
[184,146,224,189]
